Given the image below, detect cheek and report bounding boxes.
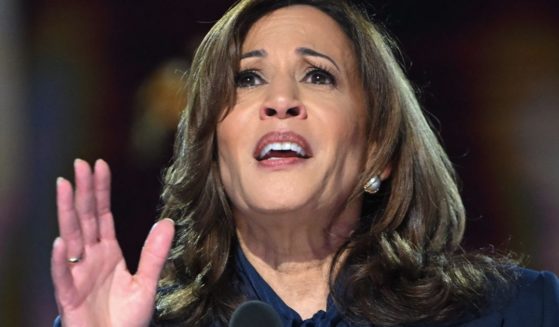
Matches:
[324,101,367,153]
[338,118,367,170]
[325,102,368,178]
[216,119,238,186]
[217,135,232,188]
[217,134,248,205]
[216,107,244,157]
[342,97,368,152]
[216,109,255,192]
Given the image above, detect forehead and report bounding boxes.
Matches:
[242,5,354,59]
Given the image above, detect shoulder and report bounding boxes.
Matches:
[459,267,559,327]
[498,268,559,325]
[513,268,559,302]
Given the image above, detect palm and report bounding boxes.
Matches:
[51,159,174,327]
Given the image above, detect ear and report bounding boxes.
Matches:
[380,164,392,181]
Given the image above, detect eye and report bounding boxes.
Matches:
[302,67,336,86]
[235,70,265,88]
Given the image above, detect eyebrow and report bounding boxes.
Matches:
[240,47,340,71]
[296,47,340,72]
[240,49,267,59]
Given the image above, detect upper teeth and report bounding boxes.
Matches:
[259,142,306,159]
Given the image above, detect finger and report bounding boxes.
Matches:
[94,159,116,240]
[57,177,84,260]
[51,237,77,308]
[74,159,100,245]
[136,219,175,288]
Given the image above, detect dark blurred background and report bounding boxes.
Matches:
[1,0,558,325]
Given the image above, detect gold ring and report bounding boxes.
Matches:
[67,256,82,264]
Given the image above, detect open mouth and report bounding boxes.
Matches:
[254,132,313,162]
[257,142,310,160]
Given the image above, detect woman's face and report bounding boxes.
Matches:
[217,5,367,218]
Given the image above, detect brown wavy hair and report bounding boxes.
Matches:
[154,0,513,326]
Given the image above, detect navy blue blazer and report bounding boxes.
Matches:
[417,269,559,327]
[232,244,559,327]
[461,269,559,326]
[53,268,559,326]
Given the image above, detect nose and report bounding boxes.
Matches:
[259,78,307,120]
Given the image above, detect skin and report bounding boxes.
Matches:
[51,159,175,327]
[217,5,369,319]
[50,5,388,326]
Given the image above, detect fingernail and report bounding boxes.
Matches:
[56,177,64,186]
[150,218,174,232]
[53,237,63,248]
[74,158,84,167]
[94,158,107,170]
[150,221,159,233]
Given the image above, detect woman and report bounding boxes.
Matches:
[51,0,559,326]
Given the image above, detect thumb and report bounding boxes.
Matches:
[136,218,175,288]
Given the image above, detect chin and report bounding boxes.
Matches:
[242,186,316,215]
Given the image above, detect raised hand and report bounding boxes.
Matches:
[51,159,175,327]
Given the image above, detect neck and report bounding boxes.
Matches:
[234,198,361,269]
[233,198,362,319]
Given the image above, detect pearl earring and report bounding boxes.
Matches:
[364,175,381,194]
